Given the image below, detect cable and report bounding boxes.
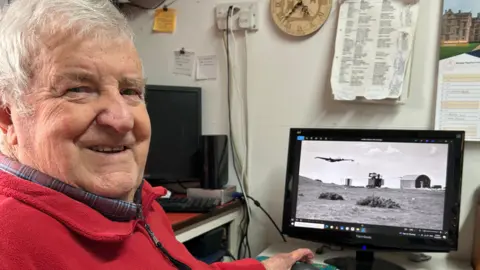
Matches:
[243,29,250,195]
[225,6,252,258]
[225,249,237,261]
[223,7,249,199]
[224,6,253,259]
[227,8,252,259]
[224,6,253,219]
[231,197,250,259]
[245,195,287,243]
[244,210,251,258]
[237,198,251,259]
[237,200,246,259]
[228,8,248,197]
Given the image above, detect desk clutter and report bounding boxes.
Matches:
[157,185,236,213]
[157,197,220,213]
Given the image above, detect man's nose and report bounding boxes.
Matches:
[95,94,134,134]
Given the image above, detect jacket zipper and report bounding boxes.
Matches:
[137,206,192,270]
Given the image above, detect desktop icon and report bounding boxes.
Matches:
[340,226,344,230]
[361,228,366,233]
[325,225,329,229]
[346,227,349,231]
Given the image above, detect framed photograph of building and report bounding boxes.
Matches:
[439,0,480,60]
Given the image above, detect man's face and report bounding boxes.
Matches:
[8,36,151,201]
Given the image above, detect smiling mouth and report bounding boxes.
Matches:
[88,146,129,154]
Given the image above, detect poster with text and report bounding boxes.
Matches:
[435,0,480,141]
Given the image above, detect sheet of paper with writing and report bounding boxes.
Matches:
[196,55,218,80]
[173,50,195,77]
[153,8,177,33]
[434,2,480,141]
[330,0,419,101]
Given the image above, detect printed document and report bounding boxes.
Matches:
[330,0,419,101]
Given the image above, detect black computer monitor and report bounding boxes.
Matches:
[282,128,464,270]
[144,85,202,185]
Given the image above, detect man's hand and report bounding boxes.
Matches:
[261,248,315,270]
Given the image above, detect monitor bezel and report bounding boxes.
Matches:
[281,128,464,252]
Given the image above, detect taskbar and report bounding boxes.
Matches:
[290,218,448,240]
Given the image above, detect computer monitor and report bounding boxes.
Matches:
[282,128,464,270]
[144,85,202,185]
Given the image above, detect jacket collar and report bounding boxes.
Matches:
[0,155,166,241]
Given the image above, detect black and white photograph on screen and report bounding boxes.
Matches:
[296,140,448,230]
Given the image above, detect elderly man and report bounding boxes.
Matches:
[0,0,314,269]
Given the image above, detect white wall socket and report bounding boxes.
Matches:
[215,2,259,31]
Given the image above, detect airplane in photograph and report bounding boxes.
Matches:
[315,157,355,163]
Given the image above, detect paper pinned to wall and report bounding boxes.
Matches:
[173,50,195,77]
[330,0,419,101]
[434,0,480,141]
[153,8,177,33]
[196,55,218,80]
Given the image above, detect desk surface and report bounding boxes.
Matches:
[166,199,243,231]
[260,241,472,270]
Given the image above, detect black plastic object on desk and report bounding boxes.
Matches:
[157,197,220,213]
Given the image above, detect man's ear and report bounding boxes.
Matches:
[0,107,17,146]
[0,107,12,134]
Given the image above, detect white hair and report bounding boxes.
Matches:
[0,0,134,112]
[0,0,134,156]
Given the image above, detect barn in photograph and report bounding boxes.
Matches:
[400,175,431,189]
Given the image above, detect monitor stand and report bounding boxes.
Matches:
[324,251,405,270]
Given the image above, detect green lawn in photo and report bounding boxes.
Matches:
[439,43,480,60]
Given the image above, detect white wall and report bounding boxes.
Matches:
[128,0,480,260]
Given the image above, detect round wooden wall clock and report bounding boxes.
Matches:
[270,0,332,37]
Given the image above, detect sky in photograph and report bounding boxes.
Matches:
[299,141,448,188]
[444,0,480,15]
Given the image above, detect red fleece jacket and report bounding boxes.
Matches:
[0,172,265,270]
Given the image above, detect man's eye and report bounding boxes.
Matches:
[67,87,89,93]
[121,89,142,96]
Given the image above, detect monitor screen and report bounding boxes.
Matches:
[282,128,464,252]
[144,85,202,184]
